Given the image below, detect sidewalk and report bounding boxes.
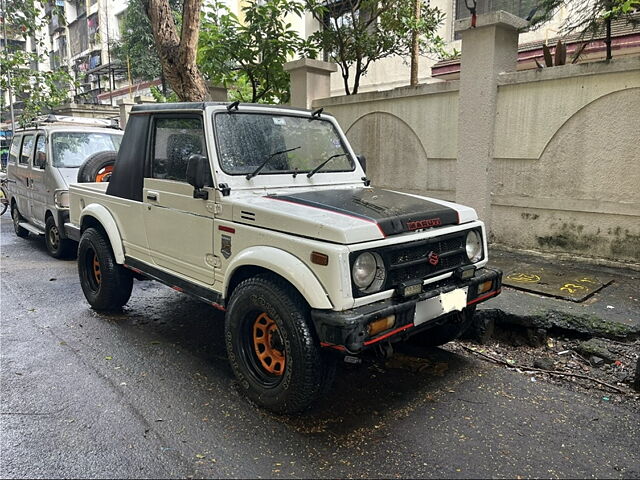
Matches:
[478,247,640,340]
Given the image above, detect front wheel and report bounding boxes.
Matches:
[78,227,133,311]
[225,274,335,414]
[45,216,74,259]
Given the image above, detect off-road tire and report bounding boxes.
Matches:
[225,274,335,414]
[78,227,133,311]
[11,203,29,238]
[77,151,117,183]
[408,306,477,347]
[45,216,74,259]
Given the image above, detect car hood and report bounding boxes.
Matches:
[230,187,478,244]
[57,167,79,187]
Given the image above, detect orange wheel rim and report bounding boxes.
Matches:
[252,313,285,375]
[95,165,113,182]
[92,253,101,285]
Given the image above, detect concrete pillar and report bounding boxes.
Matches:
[134,95,156,104]
[117,98,135,129]
[283,58,337,109]
[206,82,228,102]
[455,11,527,232]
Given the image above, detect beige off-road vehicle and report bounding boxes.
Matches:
[66,102,502,413]
[6,115,122,257]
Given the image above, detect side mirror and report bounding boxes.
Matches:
[186,154,212,199]
[357,154,367,174]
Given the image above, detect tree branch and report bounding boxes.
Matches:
[460,345,627,394]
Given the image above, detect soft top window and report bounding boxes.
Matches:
[151,117,205,182]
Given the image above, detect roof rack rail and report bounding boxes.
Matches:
[20,114,120,130]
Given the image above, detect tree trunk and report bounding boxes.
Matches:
[352,59,362,95]
[338,62,351,95]
[410,0,420,86]
[141,0,208,101]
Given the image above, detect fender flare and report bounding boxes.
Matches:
[224,246,333,309]
[79,204,125,264]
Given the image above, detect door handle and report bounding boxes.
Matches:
[146,191,159,201]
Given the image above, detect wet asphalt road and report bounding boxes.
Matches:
[1,215,639,479]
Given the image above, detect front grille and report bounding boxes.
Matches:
[386,231,467,287]
[350,230,476,298]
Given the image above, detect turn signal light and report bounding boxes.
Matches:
[368,315,395,336]
[478,280,493,294]
[311,251,329,266]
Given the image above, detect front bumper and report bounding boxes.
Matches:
[311,267,502,354]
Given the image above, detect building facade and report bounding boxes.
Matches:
[47,0,128,104]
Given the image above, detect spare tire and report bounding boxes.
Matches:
[77,150,117,183]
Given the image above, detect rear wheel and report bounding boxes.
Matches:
[78,227,133,311]
[225,274,335,414]
[11,203,29,238]
[45,216,74,259]
[408,306,476,347]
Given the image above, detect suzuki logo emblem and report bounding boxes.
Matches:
[428,251,439,266]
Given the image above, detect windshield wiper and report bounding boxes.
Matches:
[246,146,301,180]
[306,153,349,178]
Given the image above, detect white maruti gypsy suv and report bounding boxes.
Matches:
[65,102,502,413]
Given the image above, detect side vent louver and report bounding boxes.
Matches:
[240,211,256,221]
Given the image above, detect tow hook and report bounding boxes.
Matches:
[343,355,362,365]
[375,341,394,360]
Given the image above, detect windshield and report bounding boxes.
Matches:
[214,112,354,176]
[51,132,122,168]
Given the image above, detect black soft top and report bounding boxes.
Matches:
[107,102,322,202]
[105,114,149,202]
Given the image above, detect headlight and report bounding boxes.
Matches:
[352,252,386,293]
[466,230,483,263]
[54,190,69,209]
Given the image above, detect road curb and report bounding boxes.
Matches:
[474,308,640,341]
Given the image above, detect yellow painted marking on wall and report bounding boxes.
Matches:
[506,273,541,283]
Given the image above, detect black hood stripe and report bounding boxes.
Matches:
[268,188,459,236]
[267,195,386,235]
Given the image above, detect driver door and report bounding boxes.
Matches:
[142,115,216,286]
